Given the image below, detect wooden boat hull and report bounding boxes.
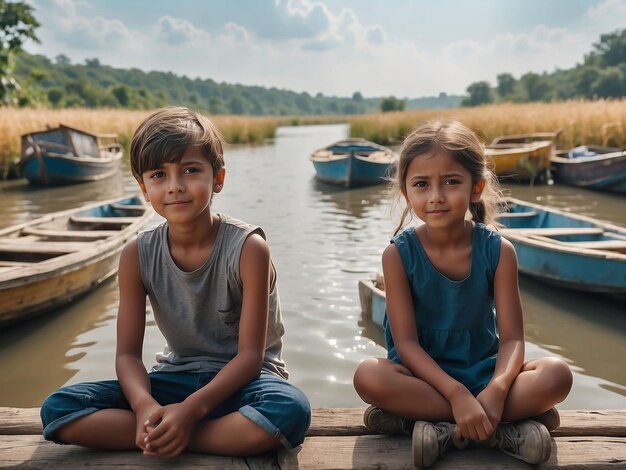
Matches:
[551,149,626,193]
[19,125,123,186]
[485,140,553,182]
[311,154,394,188]
[0,196,153,326]
[358,278,386,329]
[499,198,626,298]
[18,151,122,185]
[310,139,396,188]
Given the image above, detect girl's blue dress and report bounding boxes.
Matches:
[385,223,502,395]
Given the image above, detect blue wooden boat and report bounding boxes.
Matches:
[309,138,396,187]
[358,274,386,329]
[498,197,626,299]
[551,146,626,193]
[0,195,154,326]
[19,125,123,186]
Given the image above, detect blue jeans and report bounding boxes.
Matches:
[41,370,311,449]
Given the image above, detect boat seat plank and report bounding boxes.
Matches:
[69,216,138,226]
[20,227,118,241]
[562,240,626,251]
[0,241,89,254]
[502,227,604,236]
[0,261,33,267]
[497,210,538,218]
[110,204,145,211]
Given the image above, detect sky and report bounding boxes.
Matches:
[25,0,626,99]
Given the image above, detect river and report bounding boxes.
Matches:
[0,123,624,410]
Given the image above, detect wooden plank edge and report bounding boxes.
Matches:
[2,407,626,438]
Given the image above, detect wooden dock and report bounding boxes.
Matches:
[1,407,625,468]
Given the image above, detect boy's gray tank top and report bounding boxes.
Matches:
[137,213,287,378]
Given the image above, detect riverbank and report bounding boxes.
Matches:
[1,407,624,468]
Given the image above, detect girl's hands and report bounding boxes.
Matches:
[142,402,201,458]
[449,388,494,442]
[476,384,507,431]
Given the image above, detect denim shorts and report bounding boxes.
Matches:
[41,370,311,449]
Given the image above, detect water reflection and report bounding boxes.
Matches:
[0,124,624,410]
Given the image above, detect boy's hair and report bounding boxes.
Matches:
[130,107,225,180]
[393,120,502,235]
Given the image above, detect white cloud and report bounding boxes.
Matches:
[219,22,252,44]
[155,16,211,46]
[587,0,626,29]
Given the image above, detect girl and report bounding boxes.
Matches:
[353,121,572,468]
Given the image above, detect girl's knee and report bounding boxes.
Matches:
[353,359,388,403]
[540,357,573,398]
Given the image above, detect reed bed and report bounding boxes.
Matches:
[0,108,288,167]
[348,100,626,149]
[2,100,625,171]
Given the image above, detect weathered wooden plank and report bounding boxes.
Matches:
[278,435,626,469]
[0,435,261,469]
[308,408,626,438]
[20,227,119,241]
[502,227,604,236]
[3,408,626,438]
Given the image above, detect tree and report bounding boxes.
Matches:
[55,54,70,66]
[380,96,405,112]
[462,81,493,106]
[352,91,364,102]
[0,0,39,104]
[591,67,626,98]
[496,73,516,100]
[588,29,626,67]
[519,72,552,102]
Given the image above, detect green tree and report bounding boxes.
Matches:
[112,84,132,107]
[380,96,405,112]
[496,73,516,100]
[519,72,552,102]
[462,81,493,106]
[0,0,39,104]
[47,87,63,107]
[587,29,626,67]
[352,91,364,101]
[591,67,626,98]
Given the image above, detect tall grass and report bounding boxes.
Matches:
[348,100,626,149]
[0,108,288,169]
[3,100,625,171]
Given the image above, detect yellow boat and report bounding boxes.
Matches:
[485,131,562,182]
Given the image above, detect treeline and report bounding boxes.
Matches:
[463,29,626,106]
[13,53,460,115]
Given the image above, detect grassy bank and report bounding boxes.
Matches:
[3,100,624,172]
[348,100,626,149]
[0,109,292,169]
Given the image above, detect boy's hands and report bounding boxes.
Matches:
[134,400,162,452]
[143,402,202,458]
[449,388,494,442]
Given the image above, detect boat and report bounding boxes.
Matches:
[19,125,123,185]
[551,145,626,193]
[0,196,154,326]
[498,197,626,299]
[309,138,396,187]
[486,132,559,182]
[358,273,386,329]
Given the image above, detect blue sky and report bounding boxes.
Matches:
[26,0,626,98]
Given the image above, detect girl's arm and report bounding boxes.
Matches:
[115,240,160,450]
[143,233,271,457]
[476,238,525,427]
[383,244,493,441]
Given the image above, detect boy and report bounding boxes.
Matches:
[41,107,311,457]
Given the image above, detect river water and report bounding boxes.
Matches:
[0,124,624,410]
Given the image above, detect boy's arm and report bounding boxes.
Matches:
[115,240,160,449]
[383,243,493,441]
[476,239,525,426]
[143,233,271,456]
